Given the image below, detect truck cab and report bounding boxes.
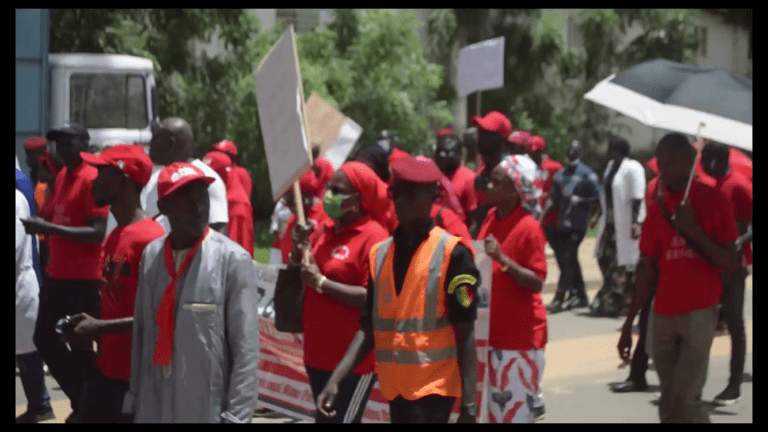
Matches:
[48,53,158,152]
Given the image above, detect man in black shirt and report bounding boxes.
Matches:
[315,156,480,423]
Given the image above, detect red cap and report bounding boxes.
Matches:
[508,130,532,146]
[157,162,215,199]
[24,137,47,151]
[471,111,512,139]
[391,155,443,184]
[437,128,454,139]
[202,151,232,176]
[80,144,153,186]
[529,135,546,151]
[211,139,238,157]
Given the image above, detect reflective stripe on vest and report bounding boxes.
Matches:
[372,230,453,355]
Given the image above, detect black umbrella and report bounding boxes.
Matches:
[584,58,752,151]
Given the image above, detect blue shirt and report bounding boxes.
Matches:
[16,169,41,284]
[551,162,600,232]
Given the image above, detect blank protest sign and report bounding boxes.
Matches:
[255,27,312,202]
[457,36,505,97]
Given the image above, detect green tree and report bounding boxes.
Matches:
[446,9,700,166]
[50,9,451,223]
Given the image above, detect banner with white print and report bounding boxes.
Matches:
[457,36,505,97]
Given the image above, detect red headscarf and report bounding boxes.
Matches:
[339,161,398,233]
[299,158,336,198]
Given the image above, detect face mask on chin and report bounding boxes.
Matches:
[377,140,390,152]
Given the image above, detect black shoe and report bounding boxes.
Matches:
[610,379,649,393]
[532,404,545,421]
[713,384,741,405]
[546,300,565,314]
[16,406,55,423]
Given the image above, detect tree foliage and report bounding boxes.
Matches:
[50,9,451,221]
[429,9,700,166]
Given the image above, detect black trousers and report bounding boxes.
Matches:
[554,228,587,301]
[32,278,101,414]
[721,269,747,385]
[388,394,456,423]
[80,372,133,423]
[629,292,654,382]
[306,366,377,423]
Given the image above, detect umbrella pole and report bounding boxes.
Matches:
[681,122,706,206]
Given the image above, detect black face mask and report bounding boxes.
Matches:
[434,134,462,175]
[567,141,582,163]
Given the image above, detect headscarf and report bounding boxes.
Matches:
[498,155,542,219]
[299,158,335,198]
[339,161,398,233]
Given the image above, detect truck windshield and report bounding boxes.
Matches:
[70,73,147,129]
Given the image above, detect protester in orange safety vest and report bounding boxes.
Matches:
[315,156,480,423]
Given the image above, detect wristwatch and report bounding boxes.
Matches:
[461,403,477,417]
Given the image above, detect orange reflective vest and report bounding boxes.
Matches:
[368,226,463,401]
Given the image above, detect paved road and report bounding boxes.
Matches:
[17,238,752,423]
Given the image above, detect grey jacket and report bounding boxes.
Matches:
[124,230,260,423]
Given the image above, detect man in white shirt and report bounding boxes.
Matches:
[142,117,228,234]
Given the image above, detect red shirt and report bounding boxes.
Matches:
[478,205,548,350]
[537,157,563,226]
[448,165,478,220]
[640,177,739,316]
[98,218,165,381]
[303,214,389,374]
[431,204,472,244]
[225,172,254,256]
[714,170,752,265]
[232,165,252,198]
[279,201,329,264]
[46,161,110,280]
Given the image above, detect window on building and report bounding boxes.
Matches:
[696,26,707,58]
[70,74,148,129]
[276,9,320,34]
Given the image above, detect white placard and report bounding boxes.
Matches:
[324,117,363,170]
[255,27,312,202]
[457,36,505,97]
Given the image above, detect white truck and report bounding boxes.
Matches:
[49,53,159,152]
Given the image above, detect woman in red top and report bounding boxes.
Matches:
[477,155,548,423]
[290,162,392,423]
[203,151,255,257]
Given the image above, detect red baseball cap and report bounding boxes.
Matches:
[157,162,215,200]
[24,137,48,151]
[529,135,546,151]
[508,130,532,146]
[391,155,443,184]
[437,128,454,139]
[211,139,238,157]
[202,151,231,174]
[471,111,512,139]
[80,144,153,186]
